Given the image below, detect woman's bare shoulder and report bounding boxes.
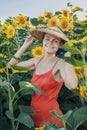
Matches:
[33,56,43,65]
[57,58,65,65]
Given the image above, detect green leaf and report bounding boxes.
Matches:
[0,81,10,87]
[72,6,83,13]
[73,28,85,34]
[12,65,29,73]
[66,106,87,130]
[13,55,20,61]
[67,2,73,7]
[16,112,34,128]
[31,18,45,25]
[62,44,80,54]
[0,58,6,66]
[55,11,62,15]
[19,105,35,115]
[21,89,35,96]
[50,110,72,129]
[12,65,29,71]
[83,41,87,49]
[0,117,10,130]
[51,110,72,123]
[5,110,14,119]
[62,57,87,67]
[74,106,87,128]
[19,81,45,95]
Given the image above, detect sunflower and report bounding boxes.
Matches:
[0,67,5,73]
[29,26,36,32]
[47,17,59,27]
[62,9,70,17]
[67,40,77,46]
[3,24,9,33]
[38,15,44,21]
[58,16,71,31]
[37,15,47,23]
[32,46,44,57]
[5,25,15,38]
[44,11,53,18]
[16,15,28,28]
[74,67,84,78]
[35,125,45,130]
[35,127,44,130]
[79,86,87,100]
[81,36,87,42]
[0,53,7,58]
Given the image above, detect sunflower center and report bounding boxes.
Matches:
[20,18,25,24]
[62,21,68,28]
[51,21,56,26]
[36,50,42,55]
[9,29,14,35]
[64,12,68,17]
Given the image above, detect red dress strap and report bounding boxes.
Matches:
[51,59,59,71]
[35,57,43,68]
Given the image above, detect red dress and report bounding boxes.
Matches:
[31,58,64,127]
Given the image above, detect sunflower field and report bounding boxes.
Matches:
[0,2,87,130]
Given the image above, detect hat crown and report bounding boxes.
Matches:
[30,26,69,42]
[48,26,64,34]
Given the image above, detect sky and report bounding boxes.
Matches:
[0,0,87,23]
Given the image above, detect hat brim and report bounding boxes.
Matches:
[30,28,69,42]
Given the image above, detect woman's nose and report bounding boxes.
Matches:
[48,40,54,44]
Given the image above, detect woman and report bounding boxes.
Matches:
[8,27,78,127]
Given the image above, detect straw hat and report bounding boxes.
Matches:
[30,26,69,42]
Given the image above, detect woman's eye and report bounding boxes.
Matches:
[54,40,59,43]
[44,38,50,41]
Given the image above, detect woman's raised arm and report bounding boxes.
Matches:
[8,35,36,69]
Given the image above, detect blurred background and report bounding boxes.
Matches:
[0,0,87,22]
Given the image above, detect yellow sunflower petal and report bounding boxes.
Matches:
[5,25,15,38]
[47,17,59,27]
[58,16,72,31]
[79,86,87,100]
[44,10,53,18]
[67,40,77,46]
[62,9,70,17]
[16,15,28,28]
[32,46,44,57]
[0,68,5,73]
[29,26,36,32]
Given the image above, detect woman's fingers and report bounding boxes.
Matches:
[24,35,36,46]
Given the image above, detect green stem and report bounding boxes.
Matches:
[84,67,87,87]
[80,97,85,106]
[12,88,24,103]
[15,122,19,130]
[6,68,15,130]
[81,53,87,87]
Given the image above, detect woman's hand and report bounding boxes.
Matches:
[23,35,36,49]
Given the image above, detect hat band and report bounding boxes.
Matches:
[40,28,63,34]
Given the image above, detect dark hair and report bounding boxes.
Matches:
[42,32,46,40]
[56,48,66,57]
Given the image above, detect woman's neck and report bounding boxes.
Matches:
[43,53,57,61]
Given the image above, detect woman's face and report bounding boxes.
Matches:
[43,33,61,55]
